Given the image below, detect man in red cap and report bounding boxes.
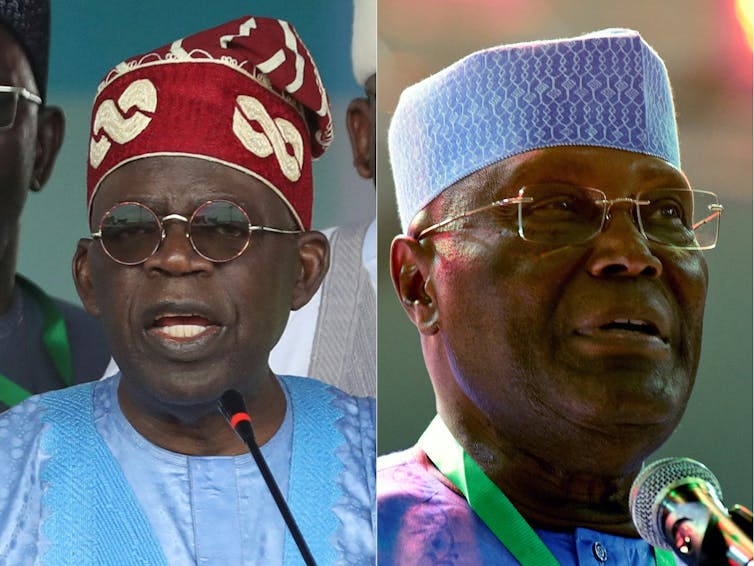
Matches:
[0,16,374,564]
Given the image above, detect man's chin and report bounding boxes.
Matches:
[120,374,232,417]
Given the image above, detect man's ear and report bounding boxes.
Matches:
[30,105,65,192]
[72,238,101,316]
[291,231,330,310]
[391,235,439,335]
[345,97,374,180]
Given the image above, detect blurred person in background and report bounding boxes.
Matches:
[0,0,109,412]
[270,0,376,398]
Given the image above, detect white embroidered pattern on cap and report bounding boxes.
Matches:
[89,78,157,169]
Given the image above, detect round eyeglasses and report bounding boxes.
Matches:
[416,184,723,251]
[0,86,42,130]
[91,200,301,265]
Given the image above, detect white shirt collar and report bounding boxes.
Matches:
[361,217,377,293]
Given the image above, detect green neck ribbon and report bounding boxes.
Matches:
[0,275,73,408]
[418,416,677,566]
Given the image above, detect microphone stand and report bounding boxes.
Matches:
[218,391,317,566]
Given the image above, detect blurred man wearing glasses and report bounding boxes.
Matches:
[0,0,109,411]
[378,29,722,564]
[0,16,374,563]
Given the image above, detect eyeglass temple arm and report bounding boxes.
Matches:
[692,204,724,231]
[19,88,42,105]
[250,226,302,235]
[0,86,42,105]
[416,197,523,240]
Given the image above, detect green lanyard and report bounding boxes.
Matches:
[0,275,73,408]
[418,416,677,566]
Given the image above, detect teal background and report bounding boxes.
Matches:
[17,1,374,305]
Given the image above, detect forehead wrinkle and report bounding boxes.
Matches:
[441,159,517,217]
[505,148,689,194]
[93,157,297,224]
[410,158,518,238]
[504,150,599,189]
[108,193,292,227]
[629,158,689,189]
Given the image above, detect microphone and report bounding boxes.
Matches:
[218,389,317,566]
[630,457,753,565]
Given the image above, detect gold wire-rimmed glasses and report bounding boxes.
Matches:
[416,184,723,251]
[91,199,302,265]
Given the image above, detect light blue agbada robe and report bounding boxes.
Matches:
[0,374,375,565]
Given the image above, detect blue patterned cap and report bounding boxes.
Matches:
[389,28,681,231]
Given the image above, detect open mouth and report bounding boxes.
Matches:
[574,315,670,346]
[150,314,218,341]
[571,309,671,359]
[598,318,662,338]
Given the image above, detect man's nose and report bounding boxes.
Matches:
[586,206,663,278]
[144,220,213,274]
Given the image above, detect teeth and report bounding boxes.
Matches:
[613,318,647,326]
[601,318,660,336]
[158,324,207,339]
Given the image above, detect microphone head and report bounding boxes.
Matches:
[218,389,248,420]
[630,457,723,550]
[217,389,255,443]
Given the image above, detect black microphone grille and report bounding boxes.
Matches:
[629,457,723,549]
[217,389,248,420]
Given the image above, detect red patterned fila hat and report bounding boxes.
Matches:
[87,16,333,230]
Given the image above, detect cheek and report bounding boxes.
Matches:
[432,240,593,419]
[433,238,512,329]
[435,238,571,338]
[432,240,551,393]
[666,252,708,357]
[662,251,707,316]
[88,250,135,327]
[0,134,35,211]
[233,251,299,343]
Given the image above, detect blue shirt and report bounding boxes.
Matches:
[0,374,375,564]
[378,448,667,565]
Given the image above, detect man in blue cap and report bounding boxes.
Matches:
[0,0,109,411]
[378,29,722,564]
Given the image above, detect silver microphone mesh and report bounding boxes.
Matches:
[629,457,723,549]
